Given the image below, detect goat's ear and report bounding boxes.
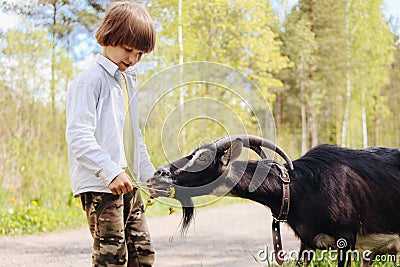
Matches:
[221,138,243,166]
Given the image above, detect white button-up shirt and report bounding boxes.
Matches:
[66,54,155,196]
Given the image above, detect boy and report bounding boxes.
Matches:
[66,2,156,266]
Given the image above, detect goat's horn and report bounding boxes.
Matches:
[213,134,294,170]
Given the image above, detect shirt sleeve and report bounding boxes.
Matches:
[65,74,122,186]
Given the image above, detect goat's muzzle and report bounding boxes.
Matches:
[148,171,176,199]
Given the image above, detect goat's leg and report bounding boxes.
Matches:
[296,242,313,267]
[336,234,356,267]
[361,250,372,267]
[391,238,400,266]
[361,250,375,267]
[337,247,347,267]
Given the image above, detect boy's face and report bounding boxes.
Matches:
[103,46,144,72]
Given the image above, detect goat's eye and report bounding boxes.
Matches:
[196,154,211,165]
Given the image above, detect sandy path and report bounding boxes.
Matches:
[0,202,299,267]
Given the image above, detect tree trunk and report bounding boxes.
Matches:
[374,95,380,146]
[391,63,399,147]
[341,0,352,147]
[51,0,57,120]
[301,102,307,155]
[309,108,318,148]
[275,92,282,135]
[395,109,399,147]
[361,91,368,147]
[336,87,343,146]
[178,0,185,148]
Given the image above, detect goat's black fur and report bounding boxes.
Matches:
[150,142,400,267]
[284,145,400,241]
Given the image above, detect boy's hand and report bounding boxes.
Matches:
[108,172,133,195]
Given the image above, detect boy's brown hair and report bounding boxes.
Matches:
[95,2,156,53]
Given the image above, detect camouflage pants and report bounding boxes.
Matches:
[80,190,155,267]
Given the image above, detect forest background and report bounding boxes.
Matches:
[0,0,399,235]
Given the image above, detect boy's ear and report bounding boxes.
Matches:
[221,138,243,166]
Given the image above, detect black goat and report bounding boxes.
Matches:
[149,135,400,267]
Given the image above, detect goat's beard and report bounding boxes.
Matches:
[177,197,194,235]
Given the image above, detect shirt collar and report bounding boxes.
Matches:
[124,66,136,77]
[96,53,136,78]
[96,54,120,78]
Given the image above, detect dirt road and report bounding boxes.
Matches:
[0,202,299,267]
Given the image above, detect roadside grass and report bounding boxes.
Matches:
[0,196,85,235]
[250,249,399,267]
[271,258,398,267]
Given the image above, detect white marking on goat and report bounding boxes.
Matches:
[162,176,174,184]
[181,148,208,171]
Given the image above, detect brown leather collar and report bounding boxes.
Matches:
[271,163,290,265]
[258,158,291,265]
[274,163,290,221]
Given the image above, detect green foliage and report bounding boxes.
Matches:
[0,23,77,235]
[142,0,291,165]
[253,249,398,266]
[0,198,85,235]
[279,0,397,149]
[150,0,290,90]
[343,0,394,147]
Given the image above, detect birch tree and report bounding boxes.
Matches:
[282,12,318,154]
[343,0,394,147]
